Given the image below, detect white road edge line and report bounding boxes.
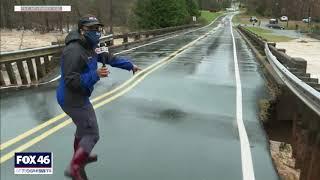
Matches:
[0,14,224,90]
[230,15,256,180]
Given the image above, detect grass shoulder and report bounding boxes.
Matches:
[234,13,295,42]
[199,10,223,25]
[245,26,294,42]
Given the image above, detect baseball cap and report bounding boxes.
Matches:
[78,14,104,27]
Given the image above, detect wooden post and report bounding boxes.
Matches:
[5,62,17,85]
[26,59,36,83]
[49,55,60,68]
[109,0,113,34]
[0,70,5,86]
[307,134,320,180]
[106,40,113,46]
[123,34,128,44]
[300,131,316,180]
[35,57,45,80]
[292,112,298,157]
[44,55,51,73]
[16,60,28,85]
[295,127,306,169]
[134,34,140,41]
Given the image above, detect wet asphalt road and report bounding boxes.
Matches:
[1,14,279,180]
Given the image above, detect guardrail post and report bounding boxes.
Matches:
[35,57,45,80]
[16,60,28,85]
[134,34,141,41]
[0,70,5,86]
[308,134,320,179]
[292,112,300,157]
[277,48,286,53]
[44,56,51,73]
[123,34,128,44]
[295,128,307,169]
[105,40,111,46]
[267,42,276,47]
[300,131,316,180]
[292,57,307,73]
[5,62,17,85]
[50,54,60,68]
[26,59,36,83]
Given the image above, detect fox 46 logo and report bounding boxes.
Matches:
[14,152,53,174]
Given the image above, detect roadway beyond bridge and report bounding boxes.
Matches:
[0,14,280,180]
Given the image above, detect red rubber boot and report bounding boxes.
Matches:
[69,147,88,180]
[74,137,97,163]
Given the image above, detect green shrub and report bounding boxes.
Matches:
[133,0,200,29]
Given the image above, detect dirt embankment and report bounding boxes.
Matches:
[1,27,130,52]
[1,29,66,52]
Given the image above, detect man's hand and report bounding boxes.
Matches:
[97,67,110,78]
[132,64,142,74]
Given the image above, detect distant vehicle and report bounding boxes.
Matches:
[269,18,278,24]
[226,8,236,12]
[302,17,311,23]
[266,24,285,29]
[249,16,258,23]
[280,16,288,21]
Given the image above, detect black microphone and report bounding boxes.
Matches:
[99,42,107,67]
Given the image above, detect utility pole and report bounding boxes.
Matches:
[109,0,113,34]
[19,0,25,29]
[42,0,49,32]
[58,0,63,33]
[308,6,311,27]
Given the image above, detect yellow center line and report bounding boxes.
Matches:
[0,50,178,151]
[0,114,67,151]
[0,29,212,164]
[0,15,222,152]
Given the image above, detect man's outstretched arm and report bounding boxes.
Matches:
[98,53,141,74]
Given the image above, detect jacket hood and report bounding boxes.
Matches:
[65,31,81,45]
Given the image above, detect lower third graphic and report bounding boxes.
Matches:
[14,152,53,174]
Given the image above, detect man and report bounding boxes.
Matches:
[56,15,140,180]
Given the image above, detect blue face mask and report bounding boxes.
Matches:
[84,30,101,48]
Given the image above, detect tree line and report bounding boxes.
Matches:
[197,0,231,11]
[0,0,137,32]
[244,0,320,21]
[132,0,231,29]
[0,0,231,31]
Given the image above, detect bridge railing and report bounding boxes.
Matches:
[0,24,199,87]
[238,25,320,180]
[265,43,320,116]
[238,25,319,91]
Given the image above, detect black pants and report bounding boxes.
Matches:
[62,104,100,153]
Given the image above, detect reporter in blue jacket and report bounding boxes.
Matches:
[56,15,140,180]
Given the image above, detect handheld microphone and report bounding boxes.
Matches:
[96,42,109,67]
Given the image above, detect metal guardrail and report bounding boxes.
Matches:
[238,25,320,179]
[238,25,320,87]
[265,43,320,116]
